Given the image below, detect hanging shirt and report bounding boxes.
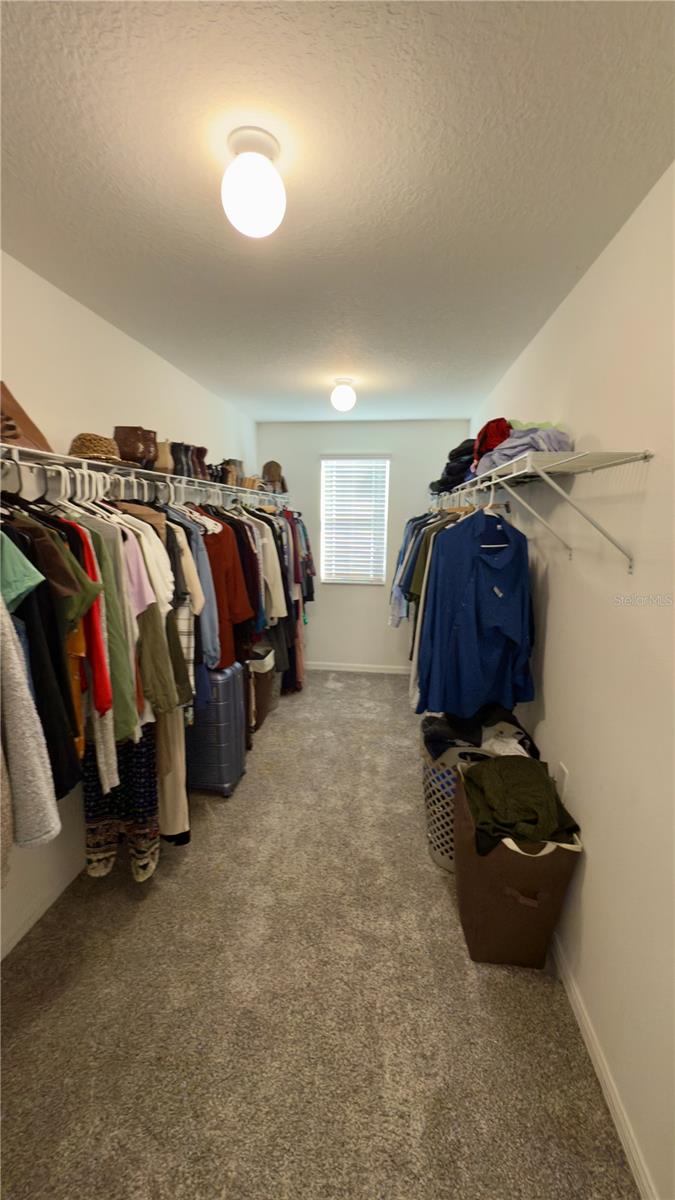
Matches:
[1,525,82,799]
[76,525,138,744]
[389,515,430,627]
[246,511,287,624]
[416,511,534,717]
[167,523,205,616]
[63,524,113,719]
[166,507,220,669]
[116,510,173,616]
[0,532,45,613]
[409,525,444,710]
[200,516,254,669]
[78,511,142,741]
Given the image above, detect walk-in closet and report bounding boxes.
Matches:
[1,4,673,1199]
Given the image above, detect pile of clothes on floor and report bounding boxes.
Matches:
[429,419,574,494]
[421,706,578,856]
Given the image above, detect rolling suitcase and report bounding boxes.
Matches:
[186,663,246,797]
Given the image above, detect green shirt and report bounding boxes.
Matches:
[0,531,45,612]
[86,529,139,744]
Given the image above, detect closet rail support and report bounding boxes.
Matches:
[496,478,574,560]
[530,463,635,573]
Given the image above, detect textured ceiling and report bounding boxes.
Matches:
[2,2,673,421]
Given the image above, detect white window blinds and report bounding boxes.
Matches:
[320,458,390,585]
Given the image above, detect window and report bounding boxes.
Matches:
[320,457,390,585]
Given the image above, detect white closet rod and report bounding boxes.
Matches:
[0,443,289,508]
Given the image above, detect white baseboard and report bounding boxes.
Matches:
[306,661,410,675]
[552,934,657,1200]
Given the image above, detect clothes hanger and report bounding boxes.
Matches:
[14,461,49,504]
[44,463,74,506]
[2,461,51,513]
[483,481,501,516]
[61,464,105,516]
[0,457,22,498]
[479,482,509,548]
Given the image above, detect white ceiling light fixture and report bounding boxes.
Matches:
[221,127,286,239]
[330,378,357,413]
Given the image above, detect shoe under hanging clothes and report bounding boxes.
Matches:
[416,510,534,718]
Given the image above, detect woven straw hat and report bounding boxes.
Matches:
[68,433,135,465]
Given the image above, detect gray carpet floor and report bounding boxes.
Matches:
[1,671,637,1200]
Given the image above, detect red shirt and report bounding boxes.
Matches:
[199,514,254,669]
[59,519,113,716]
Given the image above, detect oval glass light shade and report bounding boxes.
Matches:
[330,382,357,412]
[221,151,286,239]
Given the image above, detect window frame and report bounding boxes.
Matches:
[320,455,391,587]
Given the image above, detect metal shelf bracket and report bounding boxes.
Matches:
[496,477,574,561]
[529,462,635,573]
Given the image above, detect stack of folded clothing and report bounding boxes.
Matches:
[430,420,574,494]
[463,757,579,855]
[474,425,573,477]
[429,437,475,494]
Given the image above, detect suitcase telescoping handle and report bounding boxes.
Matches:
[504,886,547,909]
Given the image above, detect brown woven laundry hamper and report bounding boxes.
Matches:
[453,775,582,968]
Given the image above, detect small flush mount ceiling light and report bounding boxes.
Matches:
[221,127,286,239]
[330,378,357,413]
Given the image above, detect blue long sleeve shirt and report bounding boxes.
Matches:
[416,511,534,717]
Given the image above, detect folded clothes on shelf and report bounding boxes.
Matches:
[474,426,573,477]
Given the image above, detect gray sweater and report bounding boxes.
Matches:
[1,597,61,870]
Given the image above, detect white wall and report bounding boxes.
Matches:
[0,253,255,467]
[257,419,469,670]
[469,165,674,1200]
[0,252,255,958]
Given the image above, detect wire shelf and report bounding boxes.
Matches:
[447,449,654,573]
[451,449,653,495]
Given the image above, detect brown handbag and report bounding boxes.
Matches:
[113,426,146,464]
[1,382,53,451]
[143,429,158,467]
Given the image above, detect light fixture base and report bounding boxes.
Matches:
[227,126,281,161]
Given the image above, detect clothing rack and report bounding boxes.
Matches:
[0,443,289,509]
